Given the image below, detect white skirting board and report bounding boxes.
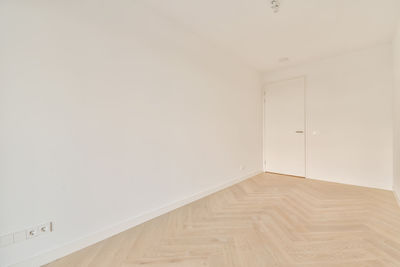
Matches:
[12,170,263,267]
[305,176,392,191]
[395,190,400,209]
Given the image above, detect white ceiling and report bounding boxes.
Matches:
[144,0,400,72]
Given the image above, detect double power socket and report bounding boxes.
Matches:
[0,221,54,247]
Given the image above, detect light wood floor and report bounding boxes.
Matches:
[45,173,400,267]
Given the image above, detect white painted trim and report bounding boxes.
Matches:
[394,190,400,208]
[307,176,392,191]
[303,76,308,178]
[262,85,267,172]
[11,170,263,267]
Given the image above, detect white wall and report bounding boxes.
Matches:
[263,44,394,190]
[394,21,400,201]
[0,1,263,266]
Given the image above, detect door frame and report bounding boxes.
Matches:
[262,75,307,178]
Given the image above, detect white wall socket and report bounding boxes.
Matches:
[39,222,52,234]
[0,221,54,247]
[26,227,39,239]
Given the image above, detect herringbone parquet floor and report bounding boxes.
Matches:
[45,173,400,267]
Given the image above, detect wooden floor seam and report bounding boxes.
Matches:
[45,173,400,267]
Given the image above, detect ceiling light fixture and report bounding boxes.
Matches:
[271,0,280,13]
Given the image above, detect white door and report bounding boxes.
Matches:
[264,77,305,177]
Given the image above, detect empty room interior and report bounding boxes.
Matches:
[2,0,400,266]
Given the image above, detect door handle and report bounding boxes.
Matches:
[295,131,304,133]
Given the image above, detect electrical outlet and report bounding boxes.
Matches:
[39,222,53,235]
[26,227,39,239]
[0,221,54,247]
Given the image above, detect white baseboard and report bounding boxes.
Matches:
[394,190,400,208]
[11,170,262,267]
[305,176,392,191]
